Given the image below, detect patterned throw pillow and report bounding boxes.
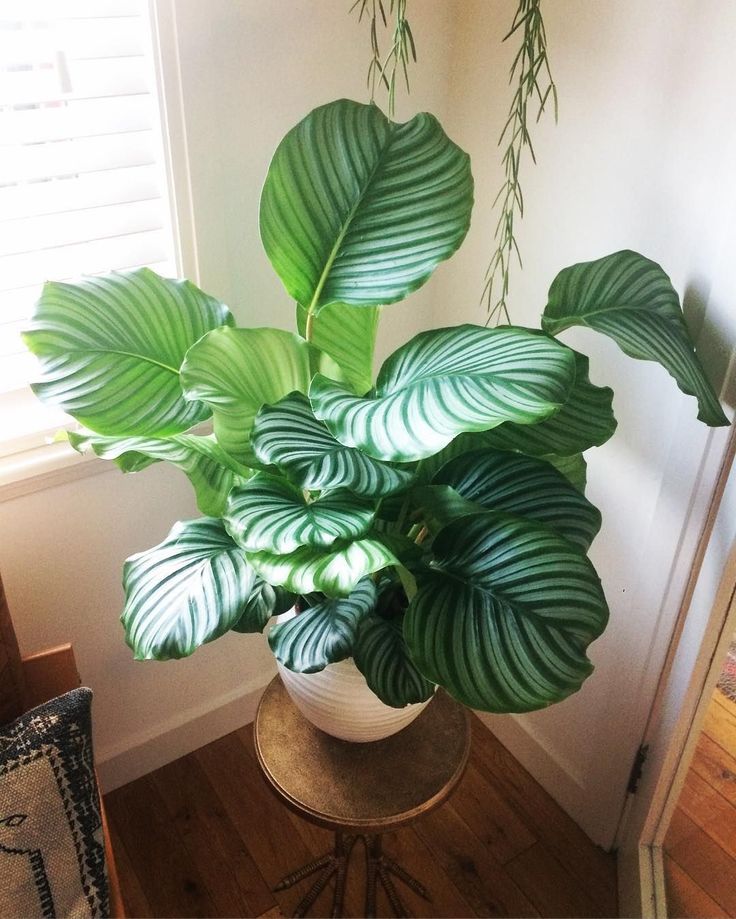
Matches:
[0,688,109,918]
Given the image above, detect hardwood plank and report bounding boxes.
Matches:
[106,820,153,919]
[676,770,736,861]
[150,752,275,918]
[691,732,736,807]
[378,823,478,918]
[195,730,333,917]
[451,761,536,864]
[703,691,736,755]
[468,715,617,915]
[505,842,601,919]
[663,854,728,919]
[664,809,736,915]
[105,776,217,918]
[415,802,539,918]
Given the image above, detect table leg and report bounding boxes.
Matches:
[363,834,432,919]
[273,831,356,918]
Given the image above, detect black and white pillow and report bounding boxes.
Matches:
[0,688,109,918]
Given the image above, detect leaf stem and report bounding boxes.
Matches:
[304,307,315,343]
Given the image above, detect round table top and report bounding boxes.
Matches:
[254,677,471,833]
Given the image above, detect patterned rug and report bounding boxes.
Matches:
[717,635,736,704]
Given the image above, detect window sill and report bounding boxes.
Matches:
[0,441,111,503]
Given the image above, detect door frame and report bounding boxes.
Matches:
[617,423,736,916]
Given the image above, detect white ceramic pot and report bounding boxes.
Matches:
[277,656,433,742]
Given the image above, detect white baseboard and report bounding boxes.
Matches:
[475,710,603,844]
[96,677,272,793]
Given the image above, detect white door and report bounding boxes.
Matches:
[616,436,736,916]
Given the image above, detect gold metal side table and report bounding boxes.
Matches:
[254,676,471,918]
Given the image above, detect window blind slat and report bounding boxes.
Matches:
[1,96,153,145]
[0,19,143,66]
[0,130,156,184]
[0,57,148,106]
[0,228,170,290]
[0,164,161,219]
[7,1,145,21]
[0,198,164,257]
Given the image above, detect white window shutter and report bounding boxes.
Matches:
[0,0,178,426]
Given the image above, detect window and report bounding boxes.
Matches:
[0,0,180,461]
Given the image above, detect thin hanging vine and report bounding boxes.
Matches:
[350,0,416,119]
[350,0,556,323]
[483,0,557,324]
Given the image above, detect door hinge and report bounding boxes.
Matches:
[627,743,649,795]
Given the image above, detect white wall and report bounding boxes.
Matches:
[0,0,456,790]
[436,0,736,846]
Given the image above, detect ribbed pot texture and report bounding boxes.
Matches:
[277,657,432,742]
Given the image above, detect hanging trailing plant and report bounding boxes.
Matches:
[350,0,416,118]
[483,0,557,324]
[351,0,557,323]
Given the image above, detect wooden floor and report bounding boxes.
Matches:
[105,713,617,919]
[663,689,736,918]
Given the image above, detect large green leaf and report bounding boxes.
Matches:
[430,448,601,550]
[542,250,729,427]
[353,613,435,708]
[246,537,397,598]
[543,453,588,493]
[122,518,256,661]
[269,579,376,673]
[416,430,588,493]
[485,352,616,456]
[23,269,232,436]
[297,302,379,395]
[260,99,473,313]
[225,472,375,553]
[231,582,295,634]
[252,392,413,498]
[404,512,609,713]
[180,327,316,463]
[68,432,250,516]
[310,325,576,462]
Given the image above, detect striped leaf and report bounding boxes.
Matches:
[252,392,413,498]
[353,613,435,708]
[542,250,729,427]
[23,269,232,436]
[246,537,398,598]
[484,352,616,456]
[231,583,295,634]
[544,453,588,493]
[269,579,377,673]
[309,324,576,462]
[430,448,601,550]
[122,518,257,661]
[297,302,379,395]
[404,513,609,713]
[180,327,318,464]
[260,99,473,312]
[417,431,588,493]
[68,432,251,516]
[225,472,376,553]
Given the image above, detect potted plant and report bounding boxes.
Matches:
[23,99,728,741]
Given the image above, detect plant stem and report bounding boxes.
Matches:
[482,0,557,325]
[304,307,315,343]
[395,563,417,601]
